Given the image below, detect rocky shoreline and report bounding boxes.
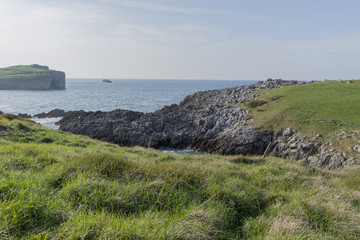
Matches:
[56,80,287,154]
[33,79,358,169]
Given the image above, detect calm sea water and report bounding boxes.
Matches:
[0,79,257,128]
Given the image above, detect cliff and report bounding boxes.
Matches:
[0,64,66,90]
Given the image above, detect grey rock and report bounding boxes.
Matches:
[326,141,333,146]
[17,113,32,118]
[58,79,304,156]
[307,153,343,169]
[282,128,294,137]
[312,134,322,141]
[353,145,360,153]
[343,158,359,168]
[343,134,354,139]
[35,109,65,118]
[56,79,351,169]
[327,153,344,170]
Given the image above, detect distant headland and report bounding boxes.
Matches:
[0,64,65,90]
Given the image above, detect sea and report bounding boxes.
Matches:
[0,79,258,129]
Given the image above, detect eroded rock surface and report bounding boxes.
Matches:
[268,128,358,169]
[57,80,295,154]
[56,79,359,169]
[34,109,65,118]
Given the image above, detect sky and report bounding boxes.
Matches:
[0,0,359,80]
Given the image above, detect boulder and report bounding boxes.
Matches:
[34,109,65,118]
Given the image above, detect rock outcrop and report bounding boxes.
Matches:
[0,64,65,90]
[34,109,65,118]
[56,79,358,169]
[267,128,355,170]
[57,80,292,154]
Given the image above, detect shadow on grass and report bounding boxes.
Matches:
[230,157,265,165]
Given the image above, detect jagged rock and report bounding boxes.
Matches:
[312,134,322,141]
[353,145,360,153]
[307,153,344,169]
[58,80,304,156]
[327,153,345,170]
[18,113,32,118]
[326,141,333,146]
[343,134,354,139]
[282,128,294,137]
[56,79,355,169]
[338,131,345,136]
[34,109,65,118]
[343,158,359,168]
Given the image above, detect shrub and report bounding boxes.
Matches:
[2,113,18,120]
[24,118,36,124]
[17,122,30,131]
[0,116,9,121]
[269,95,283,101]
[247,100,268,108]
[39,137,54,143]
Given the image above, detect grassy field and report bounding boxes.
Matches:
[0,114,359,239]
[235,80,360,146]
[0,65,50,79]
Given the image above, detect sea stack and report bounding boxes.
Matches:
[0,64,66,90]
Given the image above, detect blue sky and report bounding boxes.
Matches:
[0,0,359,80]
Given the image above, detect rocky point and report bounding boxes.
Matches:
[55,79,357,169]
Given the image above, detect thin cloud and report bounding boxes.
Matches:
[100,0,272,19]
[119,0,227,14]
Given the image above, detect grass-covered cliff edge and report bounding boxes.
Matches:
[236,80,360,143]
[234,79,360,168]
[0,64,65,90]
[1,112,360,239]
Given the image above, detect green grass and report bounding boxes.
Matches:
[0,117,359,239]
[235,80,360,145]
[0,65,50,79]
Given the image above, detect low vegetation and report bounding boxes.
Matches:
[0,116,359,239]
[0,65,50,80]
[246,99,268,108]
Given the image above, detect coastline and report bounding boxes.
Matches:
[21,79,360,169]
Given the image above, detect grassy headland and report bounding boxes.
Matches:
[235,80,360,149]
[0,113,359,239]
[0,65,51,80]
[0,64,65,90]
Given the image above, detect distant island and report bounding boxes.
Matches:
[0,64,65,90]
[102,79,112,83]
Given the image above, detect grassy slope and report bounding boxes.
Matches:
[236,80,360,148]
[0,115,359,239]
[0,65,50,79]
